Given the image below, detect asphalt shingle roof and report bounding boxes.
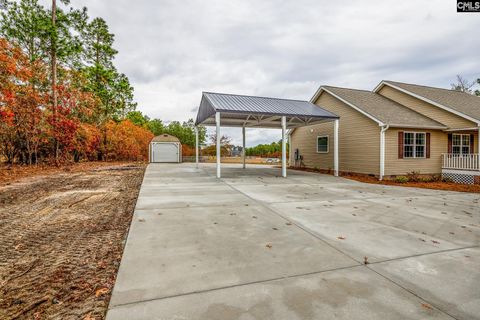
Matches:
[322,86,447,128]
[383,81,480,122]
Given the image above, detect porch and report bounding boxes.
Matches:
[442,153,480,171]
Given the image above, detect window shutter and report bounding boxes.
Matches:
[426,132,431,158]
[447,133,452,153]
[398,131,404,159]
[470,134,474,153]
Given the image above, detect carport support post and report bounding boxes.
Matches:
[281,116,287,177]
[216,112,221,178]
[242,126,246,169]
[334,119,339,177]
[195,126,199,168]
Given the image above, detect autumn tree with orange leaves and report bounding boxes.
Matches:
[0,0,150,164]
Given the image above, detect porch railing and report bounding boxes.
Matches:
[442,153,480,171]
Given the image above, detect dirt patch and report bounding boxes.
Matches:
[289,167,480,193]
[0,162,146,319]
[0,162,142,188]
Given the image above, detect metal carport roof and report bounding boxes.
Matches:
[195,92,339,128]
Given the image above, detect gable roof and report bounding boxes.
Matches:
[312,86,447,129]
[374,80,480,124]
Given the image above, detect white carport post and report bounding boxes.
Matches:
[379,125,389,180]
[194,126,199,168]
[216,112,221,178]
[334,119,339,177]
[281,116,287,177]
[242,126,246,169]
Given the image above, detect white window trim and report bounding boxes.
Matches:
[452,133,471,155]
[317,135,329,153]
[404,131,426,159]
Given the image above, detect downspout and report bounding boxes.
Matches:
[379,124,389,180]
[286,129,292,167]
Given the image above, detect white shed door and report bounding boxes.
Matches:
[152,143,179,162]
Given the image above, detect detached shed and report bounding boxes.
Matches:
[149,134,182,163]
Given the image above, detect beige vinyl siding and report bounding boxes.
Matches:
[378,86,476,129]
[290,91,380,175]
[290,123,334,169]
[385,129,446,175]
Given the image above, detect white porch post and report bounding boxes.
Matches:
[334,119,339,177]
[242,126,246,169]
[216,112,221,178]
[281,116,287,177]
[195,126,199,168]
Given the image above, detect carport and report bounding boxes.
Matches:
[194,92,340,178]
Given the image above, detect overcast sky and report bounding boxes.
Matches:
[61,0,480,146]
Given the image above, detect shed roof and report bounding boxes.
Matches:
[321,86,447,129]
[151,134,180,143]
[195,92,339,128]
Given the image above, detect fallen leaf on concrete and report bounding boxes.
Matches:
[138,218,145,222]
[285,222,292,226]
[266,243,272,249]
[272,227,278,230]
[431,240,440,244]
[252,216,257,219]
[337,236,346,240]
[418,238,426,242]
[421,303,433,310]
[95,288,109,297]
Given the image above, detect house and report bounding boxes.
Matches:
[231,146,243,157]
[289,80,480,184]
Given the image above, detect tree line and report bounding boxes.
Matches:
[0,0,150,164]
[245,140,287,158]
[125,111,207,155]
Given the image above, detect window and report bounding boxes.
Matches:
[404,132,425,158]
[317,136,329,153]
[452,134,470,155]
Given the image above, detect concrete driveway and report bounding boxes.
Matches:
[107,163,480,320]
